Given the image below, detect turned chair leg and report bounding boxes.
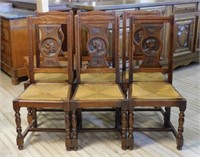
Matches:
[71,110,78,150]
[13,101,24,150]
[121,110,127,150]
[65,111,71,151]
[128,110,134,150]
[177,105,186,150]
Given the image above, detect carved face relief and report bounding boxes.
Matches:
[87,37,108,68]
[142,37,160,56]
[88,37,107,56]
[41,38,57,57]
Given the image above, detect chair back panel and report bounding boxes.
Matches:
[128,15,174,83]
[75,11,120,83]
[27,11,74,83]
[122,10,161,70]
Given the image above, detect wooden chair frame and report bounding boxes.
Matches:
[13,11,74,150]
[127,15,186,150]
[122,10,173,143]
[70,10,128,150]
[23,11,75,142]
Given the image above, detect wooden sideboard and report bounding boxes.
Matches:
[0,8,34,85]
[1,17,29,85]
[0,1,68,85]
[66,0,200,69]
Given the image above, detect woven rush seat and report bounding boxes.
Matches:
[81,73,115,83]
[24,56,68,83]
[73,83,124,100]
[125,72,165,82]
[131,82,182,99]
[34,73,68,83]
[18,83,70,101]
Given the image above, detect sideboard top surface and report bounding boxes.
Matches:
[66,0,200,10]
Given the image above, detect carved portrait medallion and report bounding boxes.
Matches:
[142,37,160,56]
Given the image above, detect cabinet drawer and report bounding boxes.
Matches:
[1,51,12,66]
[1,40,11,56]
[1,28,10,41]
[173,4,197,14]
[140,6,166,15]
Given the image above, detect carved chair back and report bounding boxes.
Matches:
[27,11,74,84]
[75,10,120,84]
[122,10,160,70]
[35,11,73,57]
[128,15,174,84]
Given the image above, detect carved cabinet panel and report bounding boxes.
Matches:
[196,15,200,53]
[172,3,199,68]
[174,16,196,55]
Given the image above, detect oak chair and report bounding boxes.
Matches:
[127,15,186,150]
[23,11,75,138]
[70,10,127,150]
[13,11,74,150]
[122,10,172,133]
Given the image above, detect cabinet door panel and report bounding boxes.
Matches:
[175,16,196,55]
[140,6,166,15]
[173,4,197,14]
[196,16,200,52]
